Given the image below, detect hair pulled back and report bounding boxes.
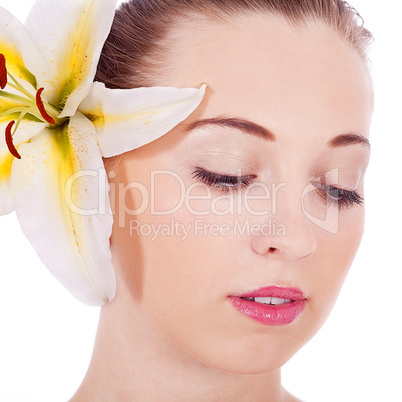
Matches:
[95,0,373,90]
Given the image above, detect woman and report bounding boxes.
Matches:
[0,0,373,400]
[74,0,373,400]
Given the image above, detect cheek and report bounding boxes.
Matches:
[133,216,227,364]
[309,207,365,324]
[327,208,365,278]
[131,190,254,363]
[138,199,235,310]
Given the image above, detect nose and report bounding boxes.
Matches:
[251,189,317,260]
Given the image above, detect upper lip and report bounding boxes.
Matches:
[235,286,306,301]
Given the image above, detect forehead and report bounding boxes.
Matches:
[158,13,372,143]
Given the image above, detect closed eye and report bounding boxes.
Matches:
[192,168,256,193]
[313,183,364,210]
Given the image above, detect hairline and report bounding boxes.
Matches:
[136,7,372,89]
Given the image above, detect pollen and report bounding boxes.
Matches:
[36,87,55,124]
[0,53,7,89]
[5,121,21,160]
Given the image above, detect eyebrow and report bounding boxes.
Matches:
[185,116,370,149]
[328,133,371,149]
[185,117,276,141]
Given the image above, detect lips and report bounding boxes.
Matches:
[229,286,306,326]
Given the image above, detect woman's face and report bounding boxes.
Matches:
[109,15,372,374]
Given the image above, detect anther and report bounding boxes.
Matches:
[0,54,7,89]
[5,121,21,160]
[36,87,55,124]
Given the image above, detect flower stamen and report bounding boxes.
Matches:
[7,71,36,102]
[36,87,55,124]
[0,54,7,89]
[5,121,21,160]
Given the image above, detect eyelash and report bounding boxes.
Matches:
[192,168,364,210]
[191,168,256,193]
[313,183,364,210]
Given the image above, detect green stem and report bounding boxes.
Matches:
[0,88,61,120]
[27,107,66,127]
[7,72,36,101]
[0,90,36,107]
[0,106,28,119]
[12,109,31,135]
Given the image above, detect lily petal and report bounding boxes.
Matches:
[10,113,115,305]
[0,120,46,215]
[0,6,43,86]
[25,0,117,115]
[0,178,12,214]
[79,82,207,157]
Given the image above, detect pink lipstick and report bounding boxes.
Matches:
[229,286,306,326]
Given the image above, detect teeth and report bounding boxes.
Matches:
[255,297,272,304]
[271,297,287,305]
[253,297,292,305]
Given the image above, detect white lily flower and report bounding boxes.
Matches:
[0,0,206,305]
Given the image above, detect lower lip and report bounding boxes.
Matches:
[229,297,306,326]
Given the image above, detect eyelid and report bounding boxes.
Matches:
[312,168,362,192]
[188,151,260,176]
[311,164,365,189]
[192,165,256,178]
[313,179,358,193]
[191,167,257,192]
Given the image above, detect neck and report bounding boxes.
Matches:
[71,292,289,402]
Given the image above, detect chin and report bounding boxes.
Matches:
[179,332,304,376]
[193,352,290,376]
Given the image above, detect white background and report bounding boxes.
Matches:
[0,1,401,401]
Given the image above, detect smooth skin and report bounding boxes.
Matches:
[72,13,372,402]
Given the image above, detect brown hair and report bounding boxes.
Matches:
[95,0,373,89]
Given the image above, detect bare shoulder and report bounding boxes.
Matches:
[282,388,303,402]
